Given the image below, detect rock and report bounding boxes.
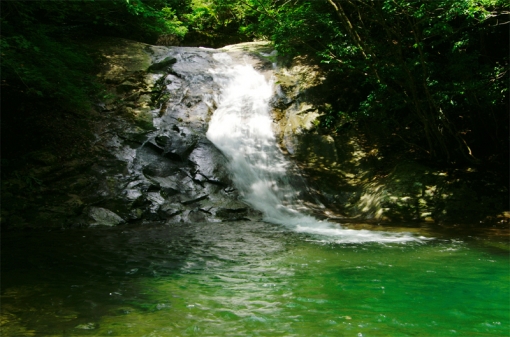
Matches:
[161,130,199,162]
[94,38,152,83]
[75,323,97,330]
[216,207,249,221]
[160,187,180,197]
[280,103,321,155]
[159,203,185,217]
[181,194,208,205]
[147,56,177,72]
[142,160,181,178]
[188,208,207,222]
[116,81,140,93]
[295,134,338,164]
[89,207,125,227]
[155,135,170,148]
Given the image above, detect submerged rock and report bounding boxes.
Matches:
[75,323,97,330]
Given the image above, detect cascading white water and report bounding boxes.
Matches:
[207,53,420,243]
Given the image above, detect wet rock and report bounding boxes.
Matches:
[142,160,181,178]
[159,203,185,217]
[188,208,207,222]
[161,130,199,162]
[131,195,151,208]
[89,207,125,227]
[140,210,161,221]
[160,186,180,197]
[181,194,208,205]
[216,207,249,221]
[147,56,177,72]
[155,135,170,148]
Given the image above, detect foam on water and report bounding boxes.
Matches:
[207,53,419,243]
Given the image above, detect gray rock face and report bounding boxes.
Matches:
[50,39,273,227]
[93,43,245,225]
[0,39,277,229]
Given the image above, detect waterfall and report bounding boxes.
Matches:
[207,53,420,243]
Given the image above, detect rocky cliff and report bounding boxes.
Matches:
[1,39,277,229]
[1,38,507,229]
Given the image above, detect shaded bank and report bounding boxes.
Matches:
[270,54,509,224]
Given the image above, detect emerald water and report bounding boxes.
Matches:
[1,222,508,336]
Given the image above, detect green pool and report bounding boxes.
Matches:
[1,221,508,336]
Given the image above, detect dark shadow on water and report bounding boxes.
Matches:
[1,222,196,335]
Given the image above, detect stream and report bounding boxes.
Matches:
[1,48,509,336]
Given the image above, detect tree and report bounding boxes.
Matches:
[253,0,509,166]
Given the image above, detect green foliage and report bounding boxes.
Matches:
[1,23,98,111]
[12,171,43,192]
[181,0,259,45]
[252,0,509,166]
[161,7,188,38]
[0,0,195,167]
[0,0,192,113]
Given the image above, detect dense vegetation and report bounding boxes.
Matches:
[254,0,509,168]
[1,0,191,164]
[1,0,508,182]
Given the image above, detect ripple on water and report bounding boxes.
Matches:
[1,221,508,336]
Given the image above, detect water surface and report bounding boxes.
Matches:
[2,222,508,336]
